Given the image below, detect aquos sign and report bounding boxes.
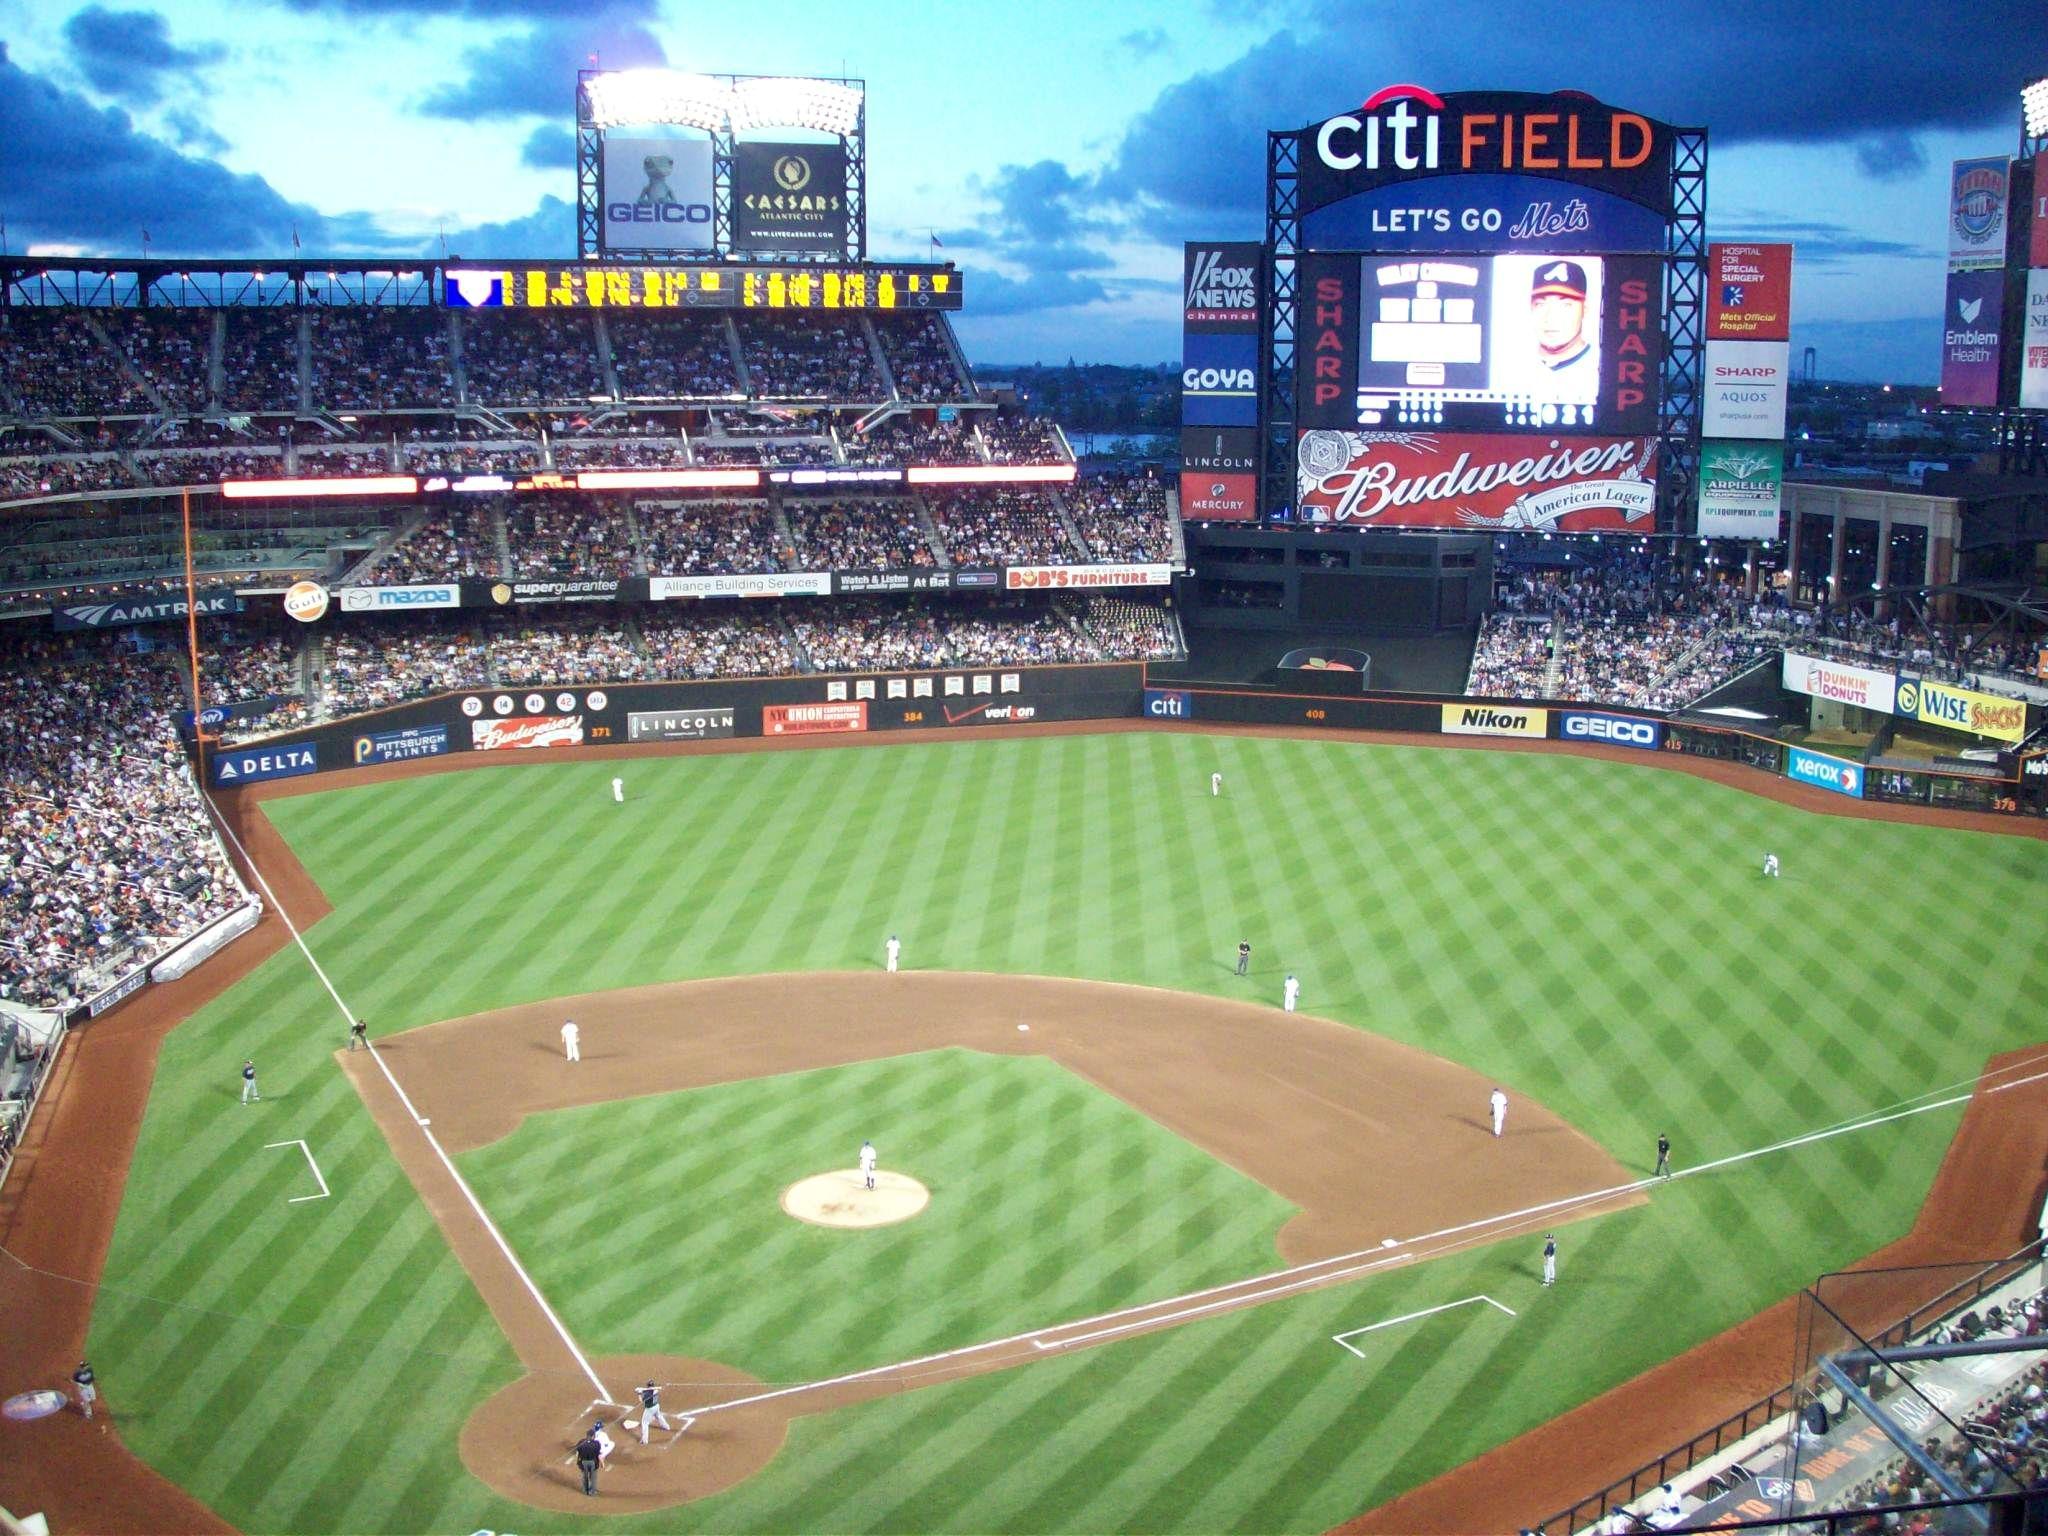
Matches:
[1295,86,1676,254]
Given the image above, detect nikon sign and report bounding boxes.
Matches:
[1441,703,1548,738]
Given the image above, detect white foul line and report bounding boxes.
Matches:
[207,796,618,1408]
[1032,1252,1417,1351]
[263,1139,329,1203]
[1331,1294,1515,1359]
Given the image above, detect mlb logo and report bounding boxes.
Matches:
[1721,283,1746,308]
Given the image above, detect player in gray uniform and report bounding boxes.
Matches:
[636,1380,671,1443]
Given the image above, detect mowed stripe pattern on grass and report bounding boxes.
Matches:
[87,733,2048,1535]
[457,1050,1299,1382]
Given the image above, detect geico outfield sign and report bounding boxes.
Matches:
[1442,703,1548,738]
[1896,678,2028,744]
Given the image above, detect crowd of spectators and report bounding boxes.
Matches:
[96,311,211,414]
[739,314,880,401]
[551,436,694,471]
[874,316,965,403]
[0,455,139,500]
[1082,595,1181,659]
[193,619,306,702]
[638,501,785,576]
[312,309,455,410]
[1,311,147,417]
[787,499,935,571]
[942,597,1096,665]
[979,412,1068,465]
[460,312,605,406]
[489,612,648,685]
[610,313,741,400]
[840,414,979,467]
[1467,616,1554,697]
[789,597,950,672]
[1067,473,1172,562]
[399,441,543,476]
[637,606,794,679]
[219,313,300,413]
[1765,606,2044,693]
[0,631,243,1009]
[503,495,637,579]
[927,489,1078,567]
[370,504,503,583]
[134,448,280,486]
[321,612,492,713]
[297,445,393,477]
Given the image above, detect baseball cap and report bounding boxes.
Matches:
[1531,260,1588,301]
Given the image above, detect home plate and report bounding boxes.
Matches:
[623,1418,638,1431]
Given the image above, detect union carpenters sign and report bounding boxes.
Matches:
[1295,430,1657,531]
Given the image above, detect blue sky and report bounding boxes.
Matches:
[0,0,2038,379]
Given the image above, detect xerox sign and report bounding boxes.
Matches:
[1786,745,1864,800]
[1560,711,1661,749]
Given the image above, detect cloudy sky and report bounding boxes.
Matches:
[0,0,2038,380]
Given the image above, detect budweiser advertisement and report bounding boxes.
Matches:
[1295,430,1658,532]
[471,716,586,751]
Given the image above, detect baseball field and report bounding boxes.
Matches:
[63,727,2048,1532]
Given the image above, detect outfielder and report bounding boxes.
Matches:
[1763,852,1780,878]
[885,934,900,973]
[561,1019,580,1062]
[1282,974,1299,1012]
[859,1138,877,1190]
[636,1380,671,1443]
[1490,1086,1508,1137]
[612,776,624,804]
[1211,771,1223,797]
[1235,939,1252,976]
[240,1059,260,1104]
[1541,1232,1557,1285]
[1655,1132,1672,1179]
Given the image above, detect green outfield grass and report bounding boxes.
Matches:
[86,732,2048,1534]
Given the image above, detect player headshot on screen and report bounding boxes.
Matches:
[1515,259,1599,408]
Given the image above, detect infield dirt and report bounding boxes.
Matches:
[1,717,2042,1535]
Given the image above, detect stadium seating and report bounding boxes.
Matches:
[1066,473,1173,562]
[926,489,1078,566]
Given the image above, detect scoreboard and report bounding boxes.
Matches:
[444,264,962,311]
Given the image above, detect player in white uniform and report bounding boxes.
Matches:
[612,776,624,803]
[561,1019,580,1062]
[1763,852,1780,878]
[1490,1086,1508,1137]
[592,1421,616,1464]
[1282,974,1299,1012]
[1211,771,1222,797]
[885,935,900,973]
[859,1138,877,1190]
[1541,1233,1557,1285]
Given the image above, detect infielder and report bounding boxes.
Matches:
[612,776,624,804]
[1489,1086,1508,1137]
[1763,852,1780,878]
[1541,1232,1557,1286]
[72,1359,96,1419]
[348,1018,368,1052]
[859,1138,877,1190]
[1235,939,1252,976]
[1211,771,1223,797]
[636,1380,671,1443]
[561,1019,580,1062]
[1655,1132,1672,1179]
[885,934,901,973]
[1282,974,1299,1012]
[240,1059,260,1104]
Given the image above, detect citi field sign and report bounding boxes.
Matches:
[1293,86,1677,254]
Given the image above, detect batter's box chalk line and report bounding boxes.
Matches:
[1331,1294,1516,1358]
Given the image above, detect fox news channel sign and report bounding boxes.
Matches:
[1292,86,1677,254]
[601,136,714,253]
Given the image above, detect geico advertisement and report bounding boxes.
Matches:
[602,137,713,253]
[1560,711,1661,749]
[1441,703,1547,738]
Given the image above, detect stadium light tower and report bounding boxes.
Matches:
[2023,76,2048,142]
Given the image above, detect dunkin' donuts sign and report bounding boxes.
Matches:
[1296,430,1657,531]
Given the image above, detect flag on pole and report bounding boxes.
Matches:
[292,225,302,252]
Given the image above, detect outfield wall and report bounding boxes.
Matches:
[196,659,2043,819]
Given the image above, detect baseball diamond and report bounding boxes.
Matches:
[0,720,2038,1536]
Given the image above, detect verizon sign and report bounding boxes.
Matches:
[1782,652,1898,715]
[1295,430,1657,532]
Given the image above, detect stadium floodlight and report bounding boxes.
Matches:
[585,69,732,131]
[730,76,864,135]
[2025,77,2048,139]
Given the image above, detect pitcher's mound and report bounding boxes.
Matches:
[782,1169,930,1227]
